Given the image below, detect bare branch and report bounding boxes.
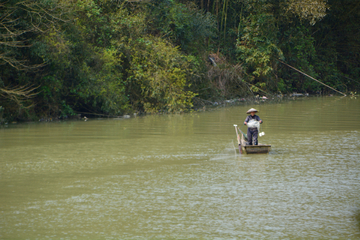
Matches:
[0,0,69,70]
[0,53,46,70]
[0,41,32,47]
[0,84,40,109]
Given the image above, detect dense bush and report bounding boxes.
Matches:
[0,0,359,121]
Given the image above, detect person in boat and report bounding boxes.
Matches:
[244,108,262,145]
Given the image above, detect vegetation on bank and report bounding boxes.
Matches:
[1,0,359,122]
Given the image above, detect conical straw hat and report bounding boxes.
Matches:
[246,108,258,114]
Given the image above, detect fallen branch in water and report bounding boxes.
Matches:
[76,112,115,117]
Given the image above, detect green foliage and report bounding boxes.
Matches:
[1,0,359,122]
[1,0,206,121]
[126,38,196,112]
[60,101,76,118]
[233,0,359,94]
[237,13,283,79]
[147,0,217,53]
[278,25,319,92]
[286,0,328,25]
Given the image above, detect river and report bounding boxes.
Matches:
[1,96,360,239]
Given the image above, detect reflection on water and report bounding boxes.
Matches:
[1,97,360,239]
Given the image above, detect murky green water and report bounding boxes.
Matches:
[1,96,360,239]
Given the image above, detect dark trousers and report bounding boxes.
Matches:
[247,128,258,145]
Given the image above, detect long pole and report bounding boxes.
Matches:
[233,124,240,145]
[278,60,347,96]
[233,124,242,154]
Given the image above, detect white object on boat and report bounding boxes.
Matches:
[248,120,266,137]
[247,120,260,128]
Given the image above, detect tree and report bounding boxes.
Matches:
[0,0,69,70]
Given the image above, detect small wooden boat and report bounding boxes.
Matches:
[234,125,271,154]
[240,136,271,154]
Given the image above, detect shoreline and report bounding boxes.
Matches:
[0,93,350,126]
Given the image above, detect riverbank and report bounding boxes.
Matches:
[2,93,353,126]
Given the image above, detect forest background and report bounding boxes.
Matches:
[0,0,359,121]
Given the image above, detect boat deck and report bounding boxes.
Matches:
[240,139,271,154]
